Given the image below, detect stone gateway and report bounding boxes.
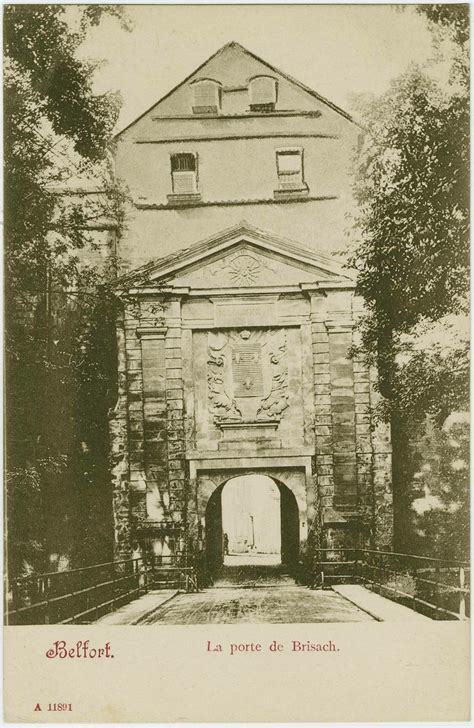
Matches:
[109,42,393,576]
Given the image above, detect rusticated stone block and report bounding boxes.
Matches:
[166,369,183,380]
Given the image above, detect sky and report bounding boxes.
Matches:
[76,4,438,133]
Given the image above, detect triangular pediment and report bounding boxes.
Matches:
[116,222,355,293]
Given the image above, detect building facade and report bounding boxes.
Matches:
[110,42,393,572]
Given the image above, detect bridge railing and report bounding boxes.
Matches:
[311,548,470,620]
[5,555,198,625]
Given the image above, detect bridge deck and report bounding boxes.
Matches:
[91,582,431,625]
[94,583,434,625]
[333,585,431,622]
[97,590,178,625]
[137,586,374,624]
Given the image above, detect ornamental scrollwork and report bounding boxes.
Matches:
[256,330,289,419]
[207,333,242,420]
[206,329,290,424]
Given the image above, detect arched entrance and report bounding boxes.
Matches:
[205,474,299,573]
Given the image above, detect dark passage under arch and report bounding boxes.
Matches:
[205,474,299,574]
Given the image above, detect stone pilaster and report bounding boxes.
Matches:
[109,308,132,560]
[138,326,169,527]
[326,290,358,509]
[164,299,187,555]
[309,293,335,520]
[351,297,393,546]
[353,356,373,504]
[182,328,199,553]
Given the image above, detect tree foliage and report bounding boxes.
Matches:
[4,5,125,159]
[350,66,468,354]
[4,6,127,300]
[349,5,469,553]
[412,420,469,561]
[4,5,129,577]
[418,3,469,47]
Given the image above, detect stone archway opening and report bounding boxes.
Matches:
[222,474,281,566]
[205,474,299,573]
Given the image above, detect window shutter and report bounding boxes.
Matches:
[193,81,220,114]
[250,77,277,105]
[170,153,198,195]
[276,150,303,190]
[194,82,216,106]
[172,171,197,194]
[277,152,301,174]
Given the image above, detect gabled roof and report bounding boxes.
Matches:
[114,221,355,291]
[115,41,355,138]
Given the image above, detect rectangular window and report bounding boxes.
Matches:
[170,153,197,195]
[276,149,304,190]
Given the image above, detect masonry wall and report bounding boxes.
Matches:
[114,45,359,272]
[110,286,393,562]
[109,44,392,563]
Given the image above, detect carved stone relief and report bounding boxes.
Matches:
[207,341,242,421]
[206,328,289,423]
[179,251,278,288]
[256,334,289,419]
[220,254,273,286]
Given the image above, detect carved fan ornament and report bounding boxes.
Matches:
[225,255,262,285]
[207,329,289,424]
[210,252,276,287]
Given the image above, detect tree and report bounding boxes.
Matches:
[412,418,469,561]
[4,5,129,577]
[349,5,469,551]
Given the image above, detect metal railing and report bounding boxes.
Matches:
[311,548,470,620]
[5,555,199,625]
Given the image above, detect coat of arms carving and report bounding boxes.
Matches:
[207,328,289,423]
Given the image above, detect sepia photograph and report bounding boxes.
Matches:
[3,0,469,644]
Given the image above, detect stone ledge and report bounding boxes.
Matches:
[217,419,280,431]
[136,326,167,339]
[166,192,202,206]
[273,186,309,201]
[185,448,314,461]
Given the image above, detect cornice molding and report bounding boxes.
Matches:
[150,110,324,120]
[136,326,168,340]
[136,132,338,144]
[134,195,337,211]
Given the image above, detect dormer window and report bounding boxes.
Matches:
[192,79,221,115]
[249,76,277,112]
[168,153,201,203]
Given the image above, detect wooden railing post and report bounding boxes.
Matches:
[412,561,418,613]
[95,583,99,622]
[459,567,466,620]
[44,577,51,625]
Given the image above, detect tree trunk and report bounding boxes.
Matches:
[376,326,412,552]
[390,410,412,551]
